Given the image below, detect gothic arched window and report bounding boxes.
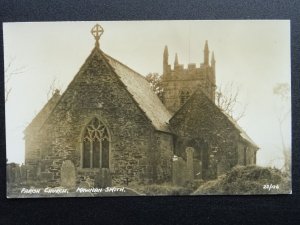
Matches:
[82,118,110,169]
[180,91,190,106]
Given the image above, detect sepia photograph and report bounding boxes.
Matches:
[4,20,291,197]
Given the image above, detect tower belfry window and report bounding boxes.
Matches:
[180,91,190,105]
[82,118,110,169]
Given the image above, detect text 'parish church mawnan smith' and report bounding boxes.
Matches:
[24,24,258,186]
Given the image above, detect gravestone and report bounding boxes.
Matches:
[185,147,195,183]
[36,162,41,179]
[14,166,21,184]
[172,155,187,187]
[95,168,112,188]
[7,164,21,184]
[60,160,76,189]
[6,164,13,184]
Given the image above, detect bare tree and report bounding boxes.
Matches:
[216,82,247,122]
[272,82,291,172]
[46,78,62,100]
[146,74,247,121]
[4,57,26,102]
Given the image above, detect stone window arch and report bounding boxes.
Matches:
[81,118,110,169]
[180,90,190,105]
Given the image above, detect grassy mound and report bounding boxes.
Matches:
[193,165,291,195]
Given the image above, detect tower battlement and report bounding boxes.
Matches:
[163,62,213,81]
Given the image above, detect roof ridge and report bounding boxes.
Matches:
[170,86,258,148]
[169,86,205,121]
[24,92,61,134]
[26,46,172,134]
[25,47,102,134]
[103,51,172,132]
[103,53,148,81]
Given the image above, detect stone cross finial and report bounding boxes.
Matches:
[91,24,104,48]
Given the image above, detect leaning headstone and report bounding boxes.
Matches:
[60,160,76,189]
[185,147,195,183]
[95,168,112,188]
[172,155,187,187]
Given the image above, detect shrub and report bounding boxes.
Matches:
[193,165,291,195]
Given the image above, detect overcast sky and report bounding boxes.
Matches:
[3,21,291,168]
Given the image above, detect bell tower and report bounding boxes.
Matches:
[163,45,169,75]
[161,41,216,114]
[204,40,209,66]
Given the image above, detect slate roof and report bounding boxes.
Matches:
[104,52,172,132]
[170,87,259,149]
[24,90,61,135]
[24,45,256,147]
[225,113,259,149]
[25,47,172,134]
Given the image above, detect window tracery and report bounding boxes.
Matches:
[82,118,110,169]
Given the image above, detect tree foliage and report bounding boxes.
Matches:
[193,165,291,195]
[272,82,291,172]
[145,73,164,101]
[146,73,246,122]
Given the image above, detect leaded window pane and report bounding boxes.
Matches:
[82,118,110,169]
[93,140,100,168]
[83,141,91,168]
[102,139,109,168]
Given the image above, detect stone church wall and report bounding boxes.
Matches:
[25,50,165,186]
[170,92,241,180]
[237,142,257,166]
[153,132,173,182]
[161,48,216,114]
[161,79,203,113]
[161,72,215,114]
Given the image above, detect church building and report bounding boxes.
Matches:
[24,24,258,186]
